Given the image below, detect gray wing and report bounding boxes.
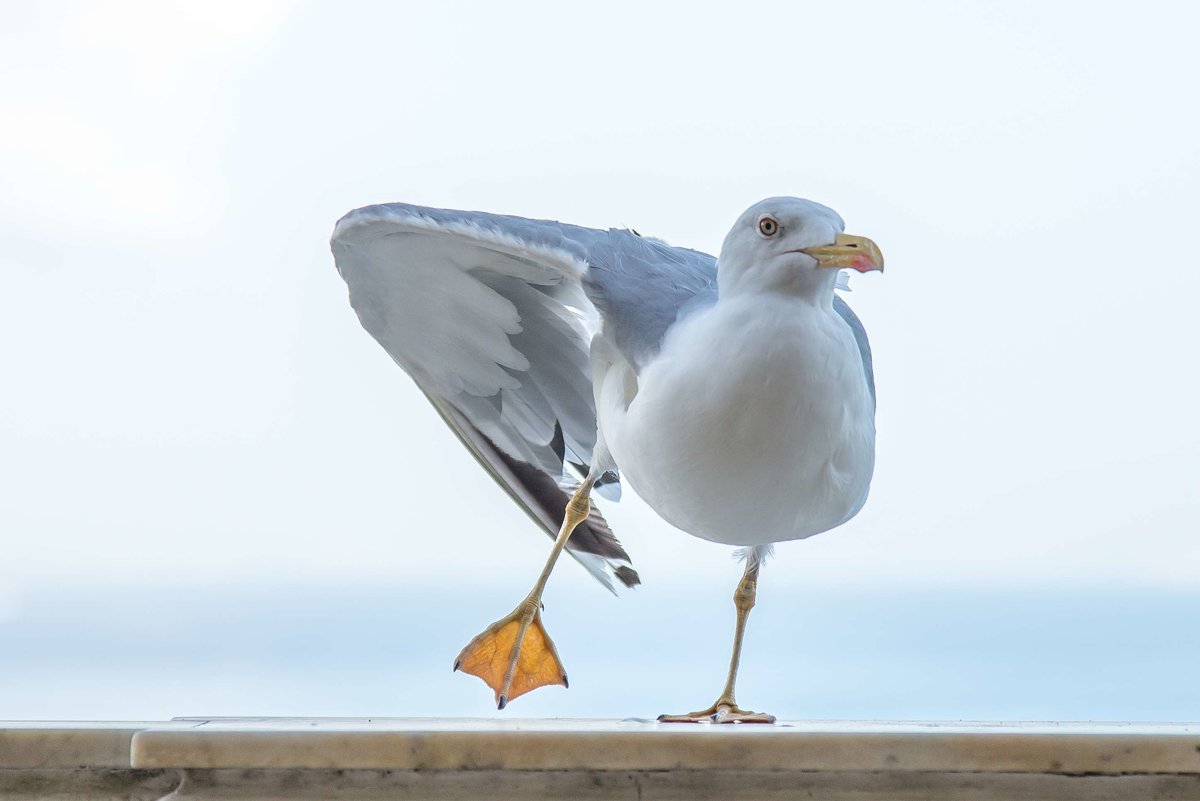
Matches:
[833,295,876,407]
[330,203,713,592]
[580,232,717,370]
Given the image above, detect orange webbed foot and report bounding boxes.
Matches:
[454,600,567,709]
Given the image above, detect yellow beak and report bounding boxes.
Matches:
[800,233,884,273]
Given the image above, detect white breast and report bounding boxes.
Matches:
[603,294,876,546]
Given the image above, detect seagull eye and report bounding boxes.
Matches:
[757,217,779,237]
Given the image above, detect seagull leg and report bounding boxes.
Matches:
[658,554,776,724]
[454,478,595,709]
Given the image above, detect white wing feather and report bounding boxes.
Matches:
[332,204,638,591]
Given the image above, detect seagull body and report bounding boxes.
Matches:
[332,197,882,720]
[603,262,875,546]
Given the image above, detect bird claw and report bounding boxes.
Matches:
[658,701,776,724]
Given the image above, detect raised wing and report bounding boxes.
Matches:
[332,203,710,591]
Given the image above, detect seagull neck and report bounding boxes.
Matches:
[717,262,838,307]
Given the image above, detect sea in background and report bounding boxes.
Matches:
[2,579,1197,722]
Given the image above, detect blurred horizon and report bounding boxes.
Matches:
[3,576,1198,722]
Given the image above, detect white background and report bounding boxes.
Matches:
[2,1,1198,720]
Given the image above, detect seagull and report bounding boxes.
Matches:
[331,197,883,723]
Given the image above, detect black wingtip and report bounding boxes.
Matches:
[614,565,641,588]
[453,659,461,672]
[562,674,569,689]
[497,695,507,710]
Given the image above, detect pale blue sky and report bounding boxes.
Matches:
[1,1,1199,719]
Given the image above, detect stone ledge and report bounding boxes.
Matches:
[2,720,1199,800]
[130,719,1200,774]
[0,721,196,769]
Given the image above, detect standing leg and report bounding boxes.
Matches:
[658,547,776,724]
[454,476,595,709]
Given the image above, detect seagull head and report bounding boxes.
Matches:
[717,197,883,299]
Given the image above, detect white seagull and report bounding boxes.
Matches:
[332,197,883,722]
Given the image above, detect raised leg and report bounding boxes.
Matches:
[454,477,594,709]
[658,550,776,724]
